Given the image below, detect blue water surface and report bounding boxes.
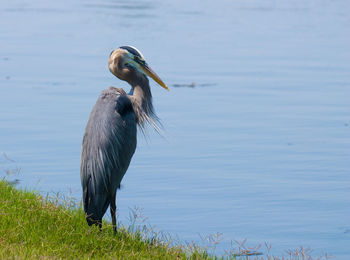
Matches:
[1,0,349,258]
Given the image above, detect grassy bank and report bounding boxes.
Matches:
[0,180,210,259]
[0,180,329,259]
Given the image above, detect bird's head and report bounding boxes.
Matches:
[108,46,169,91]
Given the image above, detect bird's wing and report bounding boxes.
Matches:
[80,87,137,223]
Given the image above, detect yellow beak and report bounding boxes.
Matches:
[140,63,169,91]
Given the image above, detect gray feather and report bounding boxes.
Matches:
[80,87,137,225]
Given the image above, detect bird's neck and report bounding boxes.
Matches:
[128,75,160,132]
[129,75,152,116]
[131,77,151,107]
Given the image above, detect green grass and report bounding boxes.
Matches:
[0,180,211,259]
[0,179,329,259]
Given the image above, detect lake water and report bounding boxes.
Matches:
[1,0,349,258]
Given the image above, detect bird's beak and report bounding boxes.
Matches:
[140,63,169,91]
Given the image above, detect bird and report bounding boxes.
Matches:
[80,46,169,232]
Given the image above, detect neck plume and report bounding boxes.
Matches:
[128,74,161,134]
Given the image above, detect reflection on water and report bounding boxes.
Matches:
[172,82,216,88]
[85,3,155,11]
[1,0,349,258]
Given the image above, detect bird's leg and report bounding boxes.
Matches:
[110,192,117,233]
[99,222,102,231]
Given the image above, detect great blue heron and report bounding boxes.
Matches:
[80,46,169,232]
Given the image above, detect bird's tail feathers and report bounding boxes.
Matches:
[83,176,110,226]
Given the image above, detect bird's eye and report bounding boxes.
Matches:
[134,55,145,65]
